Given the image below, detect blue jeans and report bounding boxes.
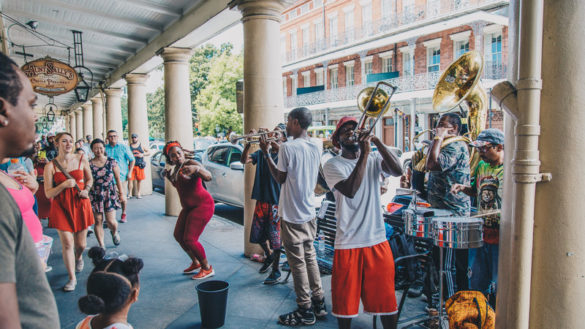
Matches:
[468,243,499,295]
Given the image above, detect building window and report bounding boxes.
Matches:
[300,3,310,15]
[427,47,440,72]
[291,76,297,94]
[316,69,324,85]
[330,68,338,89]
[365,61,373,75]
[362,2,373,35]
[302,26,310,56]
[314,21,324,49]
[403,51,414,76]
[488,33,502,66]
[281,36,286,62]
[302,72,310,87]
[381,0,393,18]
[455,40,469,58]
[290,31,297,60]
[329,15,338,46]
[344,10,354,42]
[314,0,323,7]
[283,77,287,95]
[382,56,393,73]
[345,65,354,86]
[289,9,297,20]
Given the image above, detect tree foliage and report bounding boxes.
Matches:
[147,86,165,139]
[194,50,243,136]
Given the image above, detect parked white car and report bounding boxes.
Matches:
[201,143,245,207]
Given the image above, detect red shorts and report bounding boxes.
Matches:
[128,166,145,181]
[332,241,398,318]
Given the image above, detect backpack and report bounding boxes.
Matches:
[387,231,419,286]
[445,291,496,329]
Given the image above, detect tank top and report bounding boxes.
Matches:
[6,178,43,243]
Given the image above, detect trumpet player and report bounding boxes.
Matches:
[240,124,287,285]
[323,116,402,329]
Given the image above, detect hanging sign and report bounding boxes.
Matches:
[21,57,78,96]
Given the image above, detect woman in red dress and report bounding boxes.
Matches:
[44,132,95,291]
[163,141,215,280]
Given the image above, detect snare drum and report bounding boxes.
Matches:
[431,217,483,249]
[403,208,454,239]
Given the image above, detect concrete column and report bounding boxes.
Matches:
[75,110,83,141]
[82,103,93,141]
[159,47,193,216]
[91,96,104,140]
[69,112,76,138]
[528,0,585,327]
[409,98,416,151]
[231,0,288,256]
[125,73,152,196]
[323,61,328,90]
[104,89,124,137]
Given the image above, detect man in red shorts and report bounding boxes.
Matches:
[323,116,403,329]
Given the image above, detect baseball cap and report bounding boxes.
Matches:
[470,128,504,147]
[47,132,55,138]
[331,116,358,147]
[131,133,138,138]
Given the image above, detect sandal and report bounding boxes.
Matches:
[278,307,316,326]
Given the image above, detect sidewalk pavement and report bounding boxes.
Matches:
[45,193,428,329]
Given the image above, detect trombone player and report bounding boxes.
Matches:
[240,125,287,284]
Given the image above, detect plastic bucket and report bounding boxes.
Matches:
[196,280,229,328]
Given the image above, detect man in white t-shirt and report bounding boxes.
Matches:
[323,116,403,329]
[259,107,325,326]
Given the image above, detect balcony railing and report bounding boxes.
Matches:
[283,0,508,64]
[284,64,507,108]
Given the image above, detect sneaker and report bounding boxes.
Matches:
[75,258,84,273]
[278,306,316,326]
[311,297,327,318]
[63,279,77,292]
[281,261,290,272]
[407,284,424,298]
[192,266,215,280]
[111,231,121,246]
[137,195,142,199]
[183,262,201,274]
[120,213,127,223]
[264,270,281,285]
[259,255,273,274]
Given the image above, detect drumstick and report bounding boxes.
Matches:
[470,210,501,218]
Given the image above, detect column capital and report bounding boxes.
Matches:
[82,103,92,110]
[229,0,292,23]
[104,88,123,98]
[125,73,150,85]
[90,97,102,105]
[158,47,192,64]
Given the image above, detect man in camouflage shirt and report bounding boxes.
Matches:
[425,113,471,305]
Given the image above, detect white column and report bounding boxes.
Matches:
[91,96,104,140]
[82,103,93,141]
[104,89,124,137]
[409,98,416,151]
[231,0,288,256]
[125,73,152,196]
[69,112,76,138]
[471,22,487,55]
[75,110,83,141]
[159,47,193,216]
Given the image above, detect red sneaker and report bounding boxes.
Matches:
[120,213,127,223]
[183,262,201,274]
[191,266,215,280]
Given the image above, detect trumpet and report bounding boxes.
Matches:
[229,130,281,145]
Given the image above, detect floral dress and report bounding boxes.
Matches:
[90,157,121,213]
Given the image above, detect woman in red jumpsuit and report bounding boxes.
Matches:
[163,141,215,280]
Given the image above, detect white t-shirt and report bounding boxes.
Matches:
[323,152,388,249]
[76,315,133,329]
[277,137,320,224]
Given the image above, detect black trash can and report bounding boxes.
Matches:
[196,280,229,328]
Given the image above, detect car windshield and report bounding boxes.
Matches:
[194,138,214,151]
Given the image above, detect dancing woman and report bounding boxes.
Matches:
[163,141,215,280]
[44,132,95,291]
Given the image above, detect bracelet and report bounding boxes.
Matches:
[433,136,443,141]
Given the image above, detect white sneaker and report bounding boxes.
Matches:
[75,258,84,272]
[63,279,77,292]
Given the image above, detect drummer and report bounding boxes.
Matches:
[451,128,504,306]
[425,113,471,304]
[323,116,402,329]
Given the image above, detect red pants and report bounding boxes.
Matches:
[173,203,213,262]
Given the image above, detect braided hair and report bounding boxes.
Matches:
[78,247,144,315]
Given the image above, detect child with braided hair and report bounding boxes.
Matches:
[163,141,215,279]
[76,247,144,329]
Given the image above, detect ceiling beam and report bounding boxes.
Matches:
[19,0,163,33]
[6,9,148,45]
[124,0,182,17]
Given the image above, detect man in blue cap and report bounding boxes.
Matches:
[451,128,505,306]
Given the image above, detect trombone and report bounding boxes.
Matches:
[355,81,398,136]
[229,130,280,145]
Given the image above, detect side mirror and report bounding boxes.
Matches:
[230,162,244,171]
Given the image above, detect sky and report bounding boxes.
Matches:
[144,23,244,93]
